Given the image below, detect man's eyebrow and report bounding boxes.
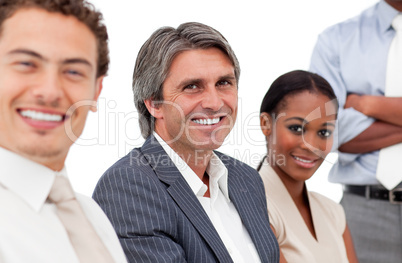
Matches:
[219,74,237,86]
[62,58,93,68]
[8,49,46,61]
[178,74,237,87]
[219,74,236,80]
[7,49,92,68]
[178,78,203,88]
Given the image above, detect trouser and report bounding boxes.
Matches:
[341,191,402,263]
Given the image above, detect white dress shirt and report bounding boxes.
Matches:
[154,133,261,263]
[0,147,127,263]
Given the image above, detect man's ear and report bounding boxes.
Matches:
[90,76,104,112]
[260,112,272,137]
[144,98,163,119]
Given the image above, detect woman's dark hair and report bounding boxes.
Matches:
[257,70,338,171]
[260,70,338,115]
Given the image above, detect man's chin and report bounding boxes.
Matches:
[191,141,224,152]
[186,132,228,148]
[17,144,64,161]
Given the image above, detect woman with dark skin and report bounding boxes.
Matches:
[258,70,358,263]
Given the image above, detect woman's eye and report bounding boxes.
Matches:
[288,125,303,133]
[318,129,332,138]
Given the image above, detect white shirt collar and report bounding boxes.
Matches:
[0,147,66,212]
[153,133,230,200]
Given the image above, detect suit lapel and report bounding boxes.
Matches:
[140,136,232,262]
[223,158,271,263]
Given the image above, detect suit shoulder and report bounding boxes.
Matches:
[94,147,157,192]
[106,147,145,170]
[102,147,153,177]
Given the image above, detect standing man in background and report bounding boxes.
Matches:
[93,22,279,263]
[0,0,126,262]
[310,0,402,262]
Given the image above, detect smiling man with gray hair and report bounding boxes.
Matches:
[93,22,279,263]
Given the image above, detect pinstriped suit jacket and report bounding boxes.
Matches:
[93,135,279,262]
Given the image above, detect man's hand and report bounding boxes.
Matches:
[344,93,364,112]
[339,93,402,153]
[345,93,402,126]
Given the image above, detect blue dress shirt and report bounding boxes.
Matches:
[310,0,399,185]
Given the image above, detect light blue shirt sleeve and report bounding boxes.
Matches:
[310,22,375,146]
[309,0,398,185]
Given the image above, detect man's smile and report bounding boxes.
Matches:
[18,109,66,122]
[191,117,221,125]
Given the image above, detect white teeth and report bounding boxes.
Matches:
[193,117,220,125]
[20,110,63,122]
[293,156,313,163]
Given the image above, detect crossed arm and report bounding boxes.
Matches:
[310,32,402,154]
[339,94,402,153]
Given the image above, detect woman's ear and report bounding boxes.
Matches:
[260,112,272,137]
[144,99,163,119]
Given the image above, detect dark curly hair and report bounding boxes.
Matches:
[0,0,109,77]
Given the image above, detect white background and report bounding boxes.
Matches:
[67,0,378,201]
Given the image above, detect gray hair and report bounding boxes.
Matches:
[132,22,240,139]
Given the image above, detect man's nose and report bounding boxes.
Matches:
[201,86,224,111]
[32,71,63,106]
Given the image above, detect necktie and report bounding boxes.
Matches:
[376,14,402,190]
[48,176,115,262]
